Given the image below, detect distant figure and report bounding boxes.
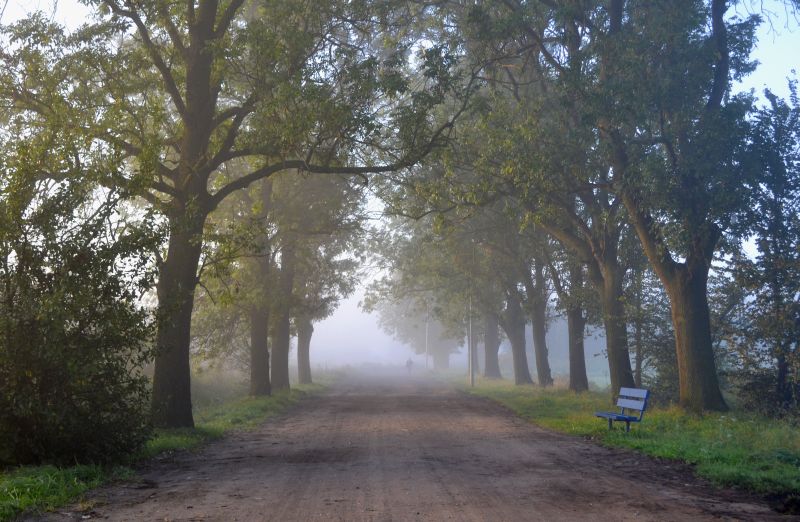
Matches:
[406,358,414,374]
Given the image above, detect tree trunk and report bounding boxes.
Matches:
[151,214,204,428]
[150,18,219,428]
[501,291,534,385]
[567,306,589,392]
[297,315,314,385]
[530,263,553,387]
[249,304,271,396]
[663,265,727,411]
[622,192,727,411]
[483,313,502,379]
[566,262,589,392]
[595,268,636,394]
[250,179,274,395]
[272,241,296,391]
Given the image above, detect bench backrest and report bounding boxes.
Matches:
[616,387,650,420]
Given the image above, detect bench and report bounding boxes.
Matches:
[595,387,650,432]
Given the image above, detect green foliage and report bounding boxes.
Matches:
[469,381,800,499]
[0,153,158,465]
[727,86,800,413]
[0,465,133,521]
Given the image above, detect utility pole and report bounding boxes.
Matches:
[425,302,429,370]
[468,294,474,387]
[468,240,476,387]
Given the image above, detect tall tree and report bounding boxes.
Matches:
[736,87,800,409]
[1,1,473,426]
[456,0,765,409]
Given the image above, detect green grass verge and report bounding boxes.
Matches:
[467,380,800,500]
[0,383,323,521]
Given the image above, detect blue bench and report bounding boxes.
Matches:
[595,387,650,432]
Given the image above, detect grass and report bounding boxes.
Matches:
[466,379,800,503]
[0,465,133,520]
[0,382,324,521]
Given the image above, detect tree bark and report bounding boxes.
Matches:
[537,220,634,395]
[249,304,271,396]
[151,213,204,428]
[501,291,534,385]
[662,264,727,411]
[272,241,296,391]
[297,315,314,385]
[529,262,553,387]
[483,313,502,379]
[249,180,273,396]
[566,262,589,392]
[149,10,219,428]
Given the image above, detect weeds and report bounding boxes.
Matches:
[468,380,800,500]
[0,383,323,521]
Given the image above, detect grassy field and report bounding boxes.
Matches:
[466,379,800,505]
[0,382,323,521]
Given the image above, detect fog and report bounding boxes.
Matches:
[311,289,413,367]
[311,283,612,385]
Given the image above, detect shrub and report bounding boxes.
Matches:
[0,169,158,465]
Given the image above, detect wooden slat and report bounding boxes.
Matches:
[619,387,648,399]
[616,398,646,411]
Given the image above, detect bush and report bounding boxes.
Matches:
[0,171,158,465]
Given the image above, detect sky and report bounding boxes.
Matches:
[2,0,799,371]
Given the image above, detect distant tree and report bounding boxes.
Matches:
[546,241,594,392]
[372,295,462,370]
[191,171,365,391]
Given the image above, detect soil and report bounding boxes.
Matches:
[32,370,791,521]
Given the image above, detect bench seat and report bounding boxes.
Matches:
[594,412,640,422]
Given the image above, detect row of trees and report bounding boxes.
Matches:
[368,1,800,414]
[1,0,798,465]
[0,0,475,464]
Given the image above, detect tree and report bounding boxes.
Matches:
[734,87,800,410]
[604,0,756,411]
[0,136,156,464]
[1,1,473,426]
[456,0,765,410]
[281,173,365,386]
[546,242,592,392]
[373,294,462,370]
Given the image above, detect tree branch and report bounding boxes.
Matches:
[215,0,246,39]
[102,0,187,118]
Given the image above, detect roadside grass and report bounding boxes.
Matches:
[0,382,324,521]
[467,380,800,503]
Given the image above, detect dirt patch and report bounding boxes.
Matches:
[31,371,792,521]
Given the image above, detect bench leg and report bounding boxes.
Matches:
[625,421,630,433]
[608,418,613,430]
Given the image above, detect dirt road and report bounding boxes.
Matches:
[38,371,784,521]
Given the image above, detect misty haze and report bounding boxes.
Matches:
[1,0,799,520]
